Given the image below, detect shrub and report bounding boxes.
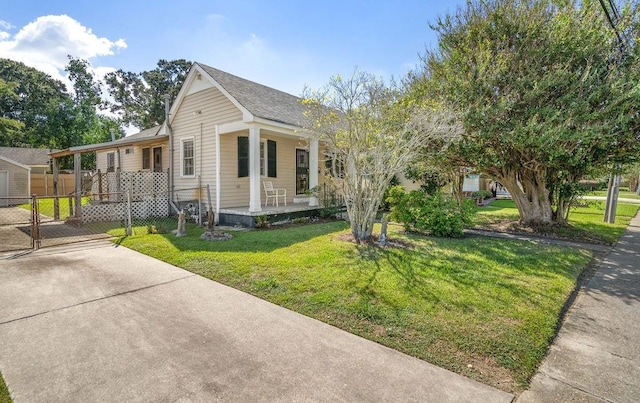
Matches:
[255,215,270,228]
[380,176,401,210]
[386,187,475,237]
[472,190,492,198]
[318,183,343,219]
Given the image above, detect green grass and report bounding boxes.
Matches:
[117,221,592,393]
[19,197,91,219]
[474,199,639,244]
[590,190,640,200]
[0,371,11,403]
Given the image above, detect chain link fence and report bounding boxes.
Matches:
[81,186,210,237]
[0,183,210,254]
[0,196,34,253]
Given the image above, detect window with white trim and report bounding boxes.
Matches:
[107,152,115,172]
[181,138,195,176]
[142,147,151,170]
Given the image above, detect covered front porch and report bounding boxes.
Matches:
[215,124,321,214]
[218,201,320,228]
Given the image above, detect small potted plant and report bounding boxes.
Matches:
[305,186,319,207]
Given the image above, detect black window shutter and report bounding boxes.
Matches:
[238,136,249,177]
[267,140,277,177]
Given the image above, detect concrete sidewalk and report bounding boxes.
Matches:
[0,241,513,402]
[581,195,640,204]
[519,213,640,402]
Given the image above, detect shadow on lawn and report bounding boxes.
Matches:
[351,236,583,315]
[157,221,350,253]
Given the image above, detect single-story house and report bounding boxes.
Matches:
[50,62,328,225]
[0,155,30,206]
[163,62,324,214]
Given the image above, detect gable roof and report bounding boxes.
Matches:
[0,147,52,167]
[197,63,307,127]
[0,155,31,171]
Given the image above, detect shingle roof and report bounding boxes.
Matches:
[114,125,161,143]
[48,125,166,158]
[198,63,306,127]
[0,147,52,166]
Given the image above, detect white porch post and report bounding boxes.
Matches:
[309,139,319,189]
[248,126,262,212]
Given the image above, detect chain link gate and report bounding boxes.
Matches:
[0,196,33,254]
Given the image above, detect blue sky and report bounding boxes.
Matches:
[0,0,465,96]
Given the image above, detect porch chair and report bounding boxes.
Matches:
[263,181,287,207]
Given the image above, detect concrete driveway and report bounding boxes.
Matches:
[0,241,513,402]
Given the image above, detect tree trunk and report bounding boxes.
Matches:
[348,200,376,243]
[497,169,554,225]
[449,170,465,206]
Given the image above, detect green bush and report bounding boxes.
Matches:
[472,190,493,198]
[386,186,475,237]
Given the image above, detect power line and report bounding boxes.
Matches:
[599,0,625,47]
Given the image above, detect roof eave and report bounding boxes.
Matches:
[49,134,169,158]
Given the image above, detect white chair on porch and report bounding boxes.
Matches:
[263,181,286,207]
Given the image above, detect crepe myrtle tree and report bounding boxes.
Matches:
[302,70,462,243]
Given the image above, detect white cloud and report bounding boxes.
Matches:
[0,20,13,31]
[0,15,126,84]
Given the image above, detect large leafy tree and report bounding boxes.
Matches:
[104,59,192,129]
[65,57,122,168]
[412,0,640,225]
[303,71,461,243]
[0,78,25,146]
[0,58,78,149]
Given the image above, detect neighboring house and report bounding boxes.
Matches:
[0,155,30,206]
[50,62,326,225]
[0,147,52,174]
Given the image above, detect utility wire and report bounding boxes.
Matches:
[599,0,625,47]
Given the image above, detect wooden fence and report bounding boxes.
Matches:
[30,173,76,196]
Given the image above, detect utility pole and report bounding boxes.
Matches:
[603,171,621,223]
[598,0,625,223]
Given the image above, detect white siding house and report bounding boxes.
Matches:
[0,156,30,206]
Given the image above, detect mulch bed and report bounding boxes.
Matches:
[473,220,611,245]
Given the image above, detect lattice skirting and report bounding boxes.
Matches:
[82,197,170,223]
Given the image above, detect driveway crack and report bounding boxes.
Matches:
[0,274,196,326]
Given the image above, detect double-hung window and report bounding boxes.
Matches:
[142,147,151,170]
[182,138,195,177]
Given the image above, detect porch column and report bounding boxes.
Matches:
[309,139,319,189]
[52,157,59,220]
[248,126,262,212]
[74,152,82,217]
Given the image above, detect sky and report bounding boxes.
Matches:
[0,0,466,98]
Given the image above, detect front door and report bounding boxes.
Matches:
[153,147,163,172]
[296,149,309,195]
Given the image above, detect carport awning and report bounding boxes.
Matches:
[49,134,169,158]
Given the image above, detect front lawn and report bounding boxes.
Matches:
[19,197,91,220]
[590,190,640,200]
[474,199,639,244]
[118,221,591,393]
